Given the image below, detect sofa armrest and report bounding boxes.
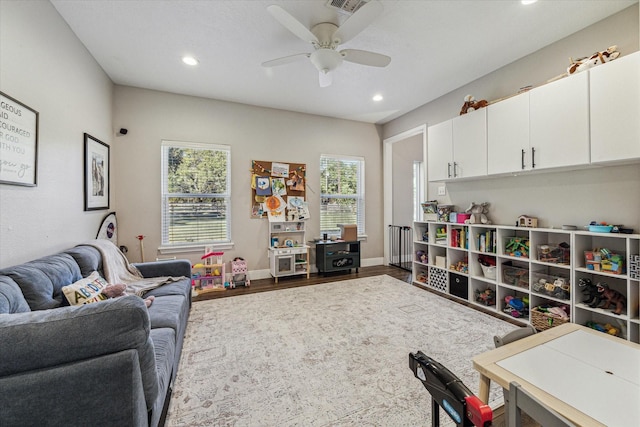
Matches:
[134,259,191,278]
[0,349,148,427]
[0,295,159,409]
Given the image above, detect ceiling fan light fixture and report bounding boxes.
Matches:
[310,49,343,73]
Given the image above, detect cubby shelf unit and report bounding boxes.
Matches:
[413,221,640,344]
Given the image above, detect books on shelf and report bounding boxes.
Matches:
[478,230,497,253]
[449,227,468,249]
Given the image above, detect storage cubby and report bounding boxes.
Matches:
[412,221,640,343]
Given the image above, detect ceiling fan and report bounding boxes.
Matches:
[262,1,391,87]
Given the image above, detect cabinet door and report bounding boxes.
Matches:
[590,52,640,163]
[529,71,590,170]
[452,108,487,178]
[427,120,453,181]
[487,92,530,174]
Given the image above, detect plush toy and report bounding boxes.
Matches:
[567,45,620,75]
[465,202,491,224]
[459,95,488,115]
[101,283,155,308]
[597,283,626,315]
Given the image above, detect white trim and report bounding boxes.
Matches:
[382,125,427,267]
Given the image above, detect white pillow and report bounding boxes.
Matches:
[62,271,109,306]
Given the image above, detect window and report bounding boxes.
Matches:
[320,154,365,236]
[161,141,231,247]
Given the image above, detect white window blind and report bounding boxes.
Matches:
[320,154,365,235]
[161,141,231,246]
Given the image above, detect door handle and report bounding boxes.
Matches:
[453,162,458,178]
[447,163,452,178]
[521,149,526,170]
[531,147,536,169]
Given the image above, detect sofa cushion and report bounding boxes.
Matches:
[61,271,110,306]
[146,294,187,332]
[0,276,30,314]
[0,253,82,310]
[149,327,176,427]
[144,277,191,301]
[65,245,104,278]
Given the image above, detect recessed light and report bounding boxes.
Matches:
[521,0,538,5]
[182,56,199,66]
[372,94,383,102]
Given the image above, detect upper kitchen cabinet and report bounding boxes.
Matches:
[529,71,590,170]
[487,91,530,175]
[590,51,640,164]
[428,109,487,182]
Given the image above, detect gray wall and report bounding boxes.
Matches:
[0,0,113,268]
[384,4,640,230]
[392,134,422,227]
[112,86,384,271]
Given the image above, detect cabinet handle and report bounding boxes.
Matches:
[521,149,526,170]
[447,163,452,178]
[453,162,458,178]
[531,147,536,169]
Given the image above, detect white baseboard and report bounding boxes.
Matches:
[248,257,384,281]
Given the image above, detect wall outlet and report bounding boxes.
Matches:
[438,186,446,196]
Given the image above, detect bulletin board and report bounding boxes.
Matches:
[251,160,308,220]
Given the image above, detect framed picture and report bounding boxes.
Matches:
[84,133,110,211]
[0,91,39,186]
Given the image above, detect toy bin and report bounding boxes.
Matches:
[480,264,496,280]
[531,272,570,300]
[501,262,529,289]
[537,243,570,265]
[531,306,570,331]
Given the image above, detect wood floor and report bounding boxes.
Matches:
[192,265,412,302]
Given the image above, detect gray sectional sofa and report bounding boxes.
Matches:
[0,244,192,427]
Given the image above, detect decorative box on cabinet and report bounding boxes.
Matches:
[315,240,360,275]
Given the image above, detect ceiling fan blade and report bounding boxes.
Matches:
[319,71,332,88]
[262,53,310,68]
[267,5,319,44]
[333,0,383,44]
[341,49,390,67]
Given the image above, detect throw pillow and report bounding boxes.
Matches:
[62,271,110,306]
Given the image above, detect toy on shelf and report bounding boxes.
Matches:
[585,248,625,274]
[531,276,570,300]
[585,321,621,337]
[578,278,600,306]
[416,271,428,283]
[459,94,488,115]
[567,45,620,75]
[475,287,496,306]
[192,250,226,293]
[465,202,491,225]
[229,257,250,288]
[596,283,626,315]
[415,250,427,264]
[503,295,529,318]
[450,260,468,273]
[505,237,529,258]
[517,215,538,228]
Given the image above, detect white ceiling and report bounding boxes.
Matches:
[50,0,637,124]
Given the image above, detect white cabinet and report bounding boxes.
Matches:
[452,109,487,179]
[487,92,530,174]
[427,109,487,181]
[412,221,640,344]
[529,71,590,170]
[590,52,640,164]
[268,221,310,283]
[427,120,453,181]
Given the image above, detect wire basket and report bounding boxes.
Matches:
[531,307,569,331]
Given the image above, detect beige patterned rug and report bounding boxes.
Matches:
[166,275,515,426]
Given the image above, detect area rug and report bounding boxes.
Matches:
[166,275,516,426]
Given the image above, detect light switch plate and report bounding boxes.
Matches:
[438,186,446,196]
